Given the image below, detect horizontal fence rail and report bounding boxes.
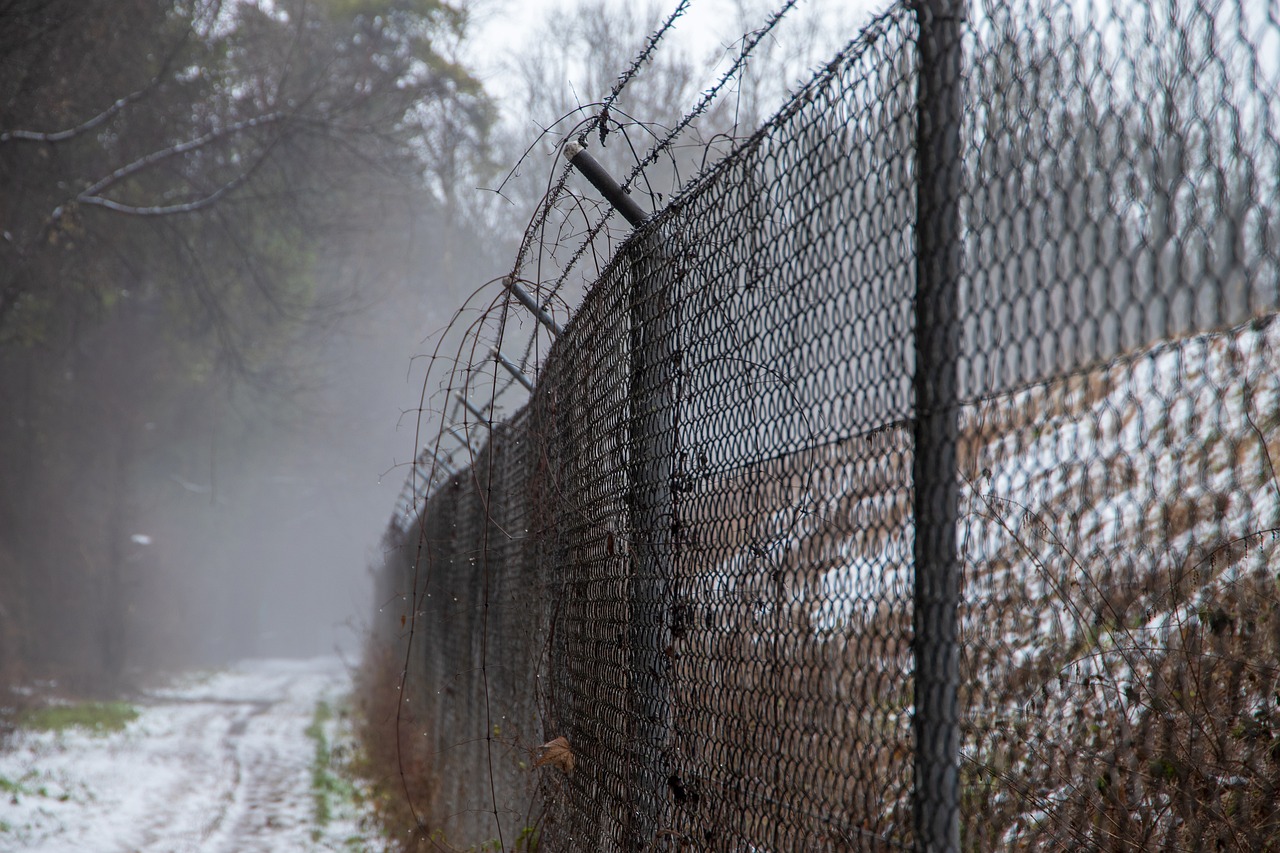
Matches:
[376,0,1280,848]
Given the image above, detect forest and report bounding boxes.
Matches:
[0,0,846,694]
[0,0,509,692]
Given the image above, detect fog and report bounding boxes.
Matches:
[0,0,858,695]
[8,0,1254,692]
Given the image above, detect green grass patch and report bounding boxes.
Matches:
[306,699,362,843]
[0,774,31,796]
[306,700,334,839]
[0,771,70,804]
[20,702,138,735]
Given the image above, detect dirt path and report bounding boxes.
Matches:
[0,657,371,852]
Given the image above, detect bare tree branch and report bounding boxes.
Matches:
[0,24,191,144]
[72,110,288,202]
[78,169,254,216]
[0,88,151,144]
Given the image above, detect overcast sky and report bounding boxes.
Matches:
[464,0,882,105]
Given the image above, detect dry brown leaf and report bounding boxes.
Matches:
[534,736,574,773]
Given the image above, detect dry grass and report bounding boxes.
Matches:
[662,316,1280,849]
[362,316,1280,850]
[955,316,1280,848]
[351,638,445,852]
[960,549,1280,849]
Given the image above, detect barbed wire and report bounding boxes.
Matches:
[525,0,804,344]
[502,0,692,288]
[404,0,811,489]
[583,0,695,147]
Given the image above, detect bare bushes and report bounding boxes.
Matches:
[351,638,442,852]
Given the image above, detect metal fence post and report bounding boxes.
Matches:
[563,142,672,847]
[626,226,676,848]
[912,0,964,850]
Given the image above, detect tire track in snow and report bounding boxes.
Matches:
[0,657,369,852]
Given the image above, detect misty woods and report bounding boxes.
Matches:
[0,0,494,691]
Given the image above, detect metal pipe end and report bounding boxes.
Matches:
[562,140,584,161]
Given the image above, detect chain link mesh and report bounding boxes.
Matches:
[376,0,1280,848]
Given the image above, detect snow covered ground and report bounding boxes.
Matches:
[0,657,378,852]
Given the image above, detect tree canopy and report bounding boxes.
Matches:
[0,0,493,689]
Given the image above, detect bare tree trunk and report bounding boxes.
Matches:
[100,418,135,688]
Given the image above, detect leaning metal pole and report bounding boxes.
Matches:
[912,0,964,850]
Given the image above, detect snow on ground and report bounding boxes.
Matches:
[0,657,377,853]
[788,314,1280,635]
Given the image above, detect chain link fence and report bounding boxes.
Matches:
[375,0,1280,848]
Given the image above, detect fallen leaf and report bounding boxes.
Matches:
[534,736,574,773]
